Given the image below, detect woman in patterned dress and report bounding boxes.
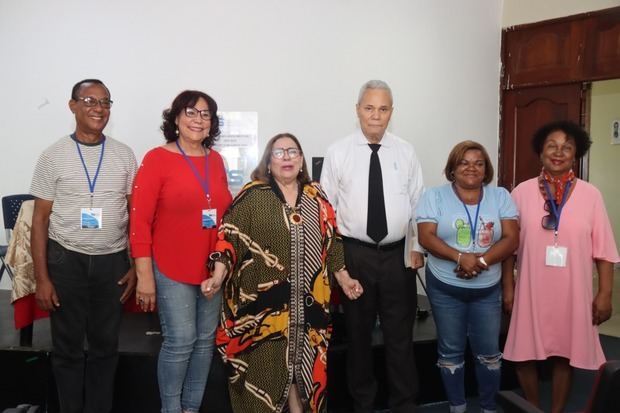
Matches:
[201,133,363,413]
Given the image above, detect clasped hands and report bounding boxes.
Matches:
[455,253,488,279]
[200,265,364,301]
[201,261,226,299]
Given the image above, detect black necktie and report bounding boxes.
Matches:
[367,144,388,243]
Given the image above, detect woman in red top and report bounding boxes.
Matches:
[130,90,232,413]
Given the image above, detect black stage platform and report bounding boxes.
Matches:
[0,290,517,412]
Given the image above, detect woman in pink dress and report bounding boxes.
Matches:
[502,121,619,413]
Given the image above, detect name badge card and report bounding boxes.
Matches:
[202,209,217,229]
[545,245,567,267]
[81,208,103,229]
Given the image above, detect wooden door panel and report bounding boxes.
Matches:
[503,20,583,88]
[583,10,620,80]
[499,84,582,190]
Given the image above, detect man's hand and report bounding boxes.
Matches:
[35,278,60,311]
[410,251,425,270]
[118,267,137,303]
[334,270,364,300]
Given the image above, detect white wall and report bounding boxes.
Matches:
[503,0,619,26]
[0,0,504,288]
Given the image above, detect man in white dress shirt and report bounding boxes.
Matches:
[321,80,424,413]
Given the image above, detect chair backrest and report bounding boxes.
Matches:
[585,360,620,413]
[2,194,35,232]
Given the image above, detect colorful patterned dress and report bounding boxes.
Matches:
[213,180,345,413]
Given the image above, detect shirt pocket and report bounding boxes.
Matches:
[383,159,409,196]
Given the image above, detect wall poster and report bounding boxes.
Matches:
[214,112,259,194]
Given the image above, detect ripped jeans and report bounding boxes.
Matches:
[426,268,502,413]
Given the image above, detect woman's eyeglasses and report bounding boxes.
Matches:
[184,107,211,121]
[541,200,558,230]
[271,148,301,159]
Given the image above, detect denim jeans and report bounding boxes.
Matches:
[426,268,502,413]
[47,240,129,413]
[155,264,221,413]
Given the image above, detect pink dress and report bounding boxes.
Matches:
[503,178,619,369]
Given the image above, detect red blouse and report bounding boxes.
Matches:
[130,146,232,284]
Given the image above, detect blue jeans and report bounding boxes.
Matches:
[426,268,502,413]
[155,264,221,413]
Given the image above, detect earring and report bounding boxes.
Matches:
[268,167,271,174]
[175,128,179,136]
[299,168,303,173]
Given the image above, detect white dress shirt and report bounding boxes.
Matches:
[321,130,424,263]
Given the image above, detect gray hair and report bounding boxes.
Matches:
[357,80,393,105]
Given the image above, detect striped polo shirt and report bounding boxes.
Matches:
[30,135,137,255]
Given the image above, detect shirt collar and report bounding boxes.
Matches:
[354,129,393,148]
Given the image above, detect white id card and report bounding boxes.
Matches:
[545,245,568,267]
[81,208,103,229]
[202,209,217,229]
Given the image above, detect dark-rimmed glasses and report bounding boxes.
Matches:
[184,107,211,121]
[541,200,557,230]
[76,96,113,108]
[272,148,301,159]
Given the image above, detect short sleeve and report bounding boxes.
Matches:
[125,149,138,195]
[30,151,56,201]
[415,187,440,224]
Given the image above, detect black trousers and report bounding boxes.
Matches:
[341,240,418,413]
[47,240,129,413]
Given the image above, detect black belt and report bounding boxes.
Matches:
[341,236,405,251]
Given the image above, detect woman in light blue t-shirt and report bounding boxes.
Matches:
[417,140,519,413]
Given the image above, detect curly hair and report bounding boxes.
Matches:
[161,90,220,148]
[531,121,591,159]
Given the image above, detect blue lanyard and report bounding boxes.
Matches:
[458,186,483,250]
[74,134,105,196]
[543,180,571,232]
[175,141,211,206]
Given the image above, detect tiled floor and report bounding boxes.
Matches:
[595,266,620,337]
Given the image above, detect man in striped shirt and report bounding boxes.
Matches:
[30,79,137,413]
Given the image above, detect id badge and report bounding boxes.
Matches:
[202,209,217,229]
[545,245,567,267]
[81,208,103,229]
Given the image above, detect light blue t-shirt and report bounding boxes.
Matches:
[416,184,518,288]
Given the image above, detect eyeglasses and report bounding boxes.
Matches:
[541,200,557,230]
[76,96,113,108]
[271,147,301,159]
[184,107,211,121]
